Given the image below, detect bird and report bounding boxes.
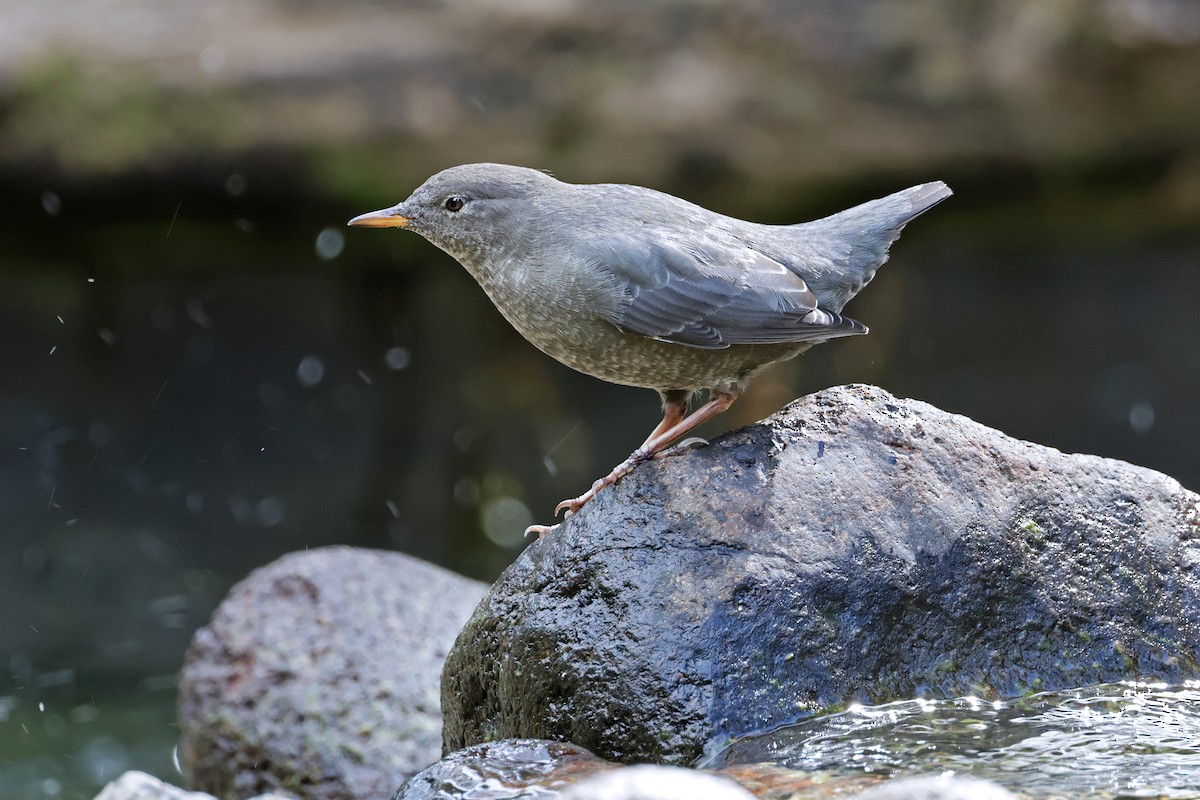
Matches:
[348,164,951,536]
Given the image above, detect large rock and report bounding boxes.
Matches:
[178,546,488,800]
[442,384,1200,764]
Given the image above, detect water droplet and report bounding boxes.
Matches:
[255,497,285,527]
[224,173,247,196]
[186,297,211,328]
[384,346,410,370]
[199,44,226,74]
[315,228,345,261]
[297,355,325,387]
[480,496,532,547]
[81,736,130,783]
[228,495,253,524]
[453,478,480,507]
[1130,401,1155,434]
[41,191,62,217]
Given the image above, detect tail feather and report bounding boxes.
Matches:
[901,181,954,217]
[784,181,952,311]
[822,180,952,240]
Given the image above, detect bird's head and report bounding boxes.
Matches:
[347,163,559,262]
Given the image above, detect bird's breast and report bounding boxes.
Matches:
[462,254,809,390]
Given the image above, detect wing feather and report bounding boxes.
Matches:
[579,233,867,350]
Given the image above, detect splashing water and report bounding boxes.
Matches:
[705,682,1200,798]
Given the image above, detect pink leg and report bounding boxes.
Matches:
[525,393,698,539]
[554,385,740,518]
[638,396,689,449]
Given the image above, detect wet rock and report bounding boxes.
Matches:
[394,739,616,799]
[442,384,1200,764]
[392,739,883,800]
[93,770,296,799]
[559,764,755,800]
[93,771,217,800]
[179,546,488,800]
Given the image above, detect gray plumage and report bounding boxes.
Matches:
[350,163,951,395]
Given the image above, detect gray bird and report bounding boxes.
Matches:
[349,164,951,535]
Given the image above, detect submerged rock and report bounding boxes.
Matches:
[441,384,1200,764]
[178,546,488,800]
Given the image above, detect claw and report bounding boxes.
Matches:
[554,498,580,517]
[535,387,741,530]
[654,437,708,458]
[525,523,559,539]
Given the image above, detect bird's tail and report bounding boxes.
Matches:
[789,181,953,312]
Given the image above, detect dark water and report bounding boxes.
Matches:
[704,682,1200,798]
[0,674,178,799]
[2,164,1198,798]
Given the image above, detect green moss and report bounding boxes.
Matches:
[2,54,243,173]
[1016,517,1048,548]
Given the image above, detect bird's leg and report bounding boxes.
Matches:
[638,391,690,449]
[524,392,691,539]
[640,395,710,460]
[552,384,741,518]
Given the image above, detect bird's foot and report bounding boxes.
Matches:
[534,388,740,532]
[553,481,603,517]
[552,450,651,518]
[653,436,708,459]
[524,523,560,539]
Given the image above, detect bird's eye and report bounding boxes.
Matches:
[443,195,466,212]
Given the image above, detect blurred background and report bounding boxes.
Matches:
[2,0,1198,796]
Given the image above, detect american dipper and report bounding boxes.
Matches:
[349,164,951,535]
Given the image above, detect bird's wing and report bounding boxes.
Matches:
[579,233,867,350]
